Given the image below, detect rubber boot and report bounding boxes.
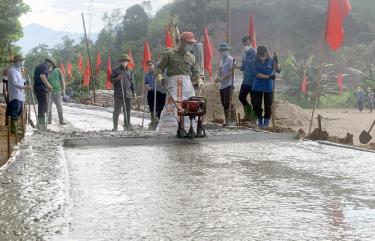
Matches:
[196,117,206,138]
[224,110,230,127]
[48,109,52,124]
[263,119,270,129]
[126,111,131,128]
[177,117,187,138]
[257,118,263,128]
[37,116,46,129]
[10,118,17,134]
[187,118,196,139]
[243,105,253,121]
[149,112,158,131]
[112,114,119,131]
[58,109,66,125]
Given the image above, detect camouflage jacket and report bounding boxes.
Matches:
[156,49,200,85]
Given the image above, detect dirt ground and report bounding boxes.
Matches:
[201,83,375,146]
[303,108,375,146]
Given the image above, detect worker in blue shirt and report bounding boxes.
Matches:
[252,46,281,129]
[144,60,166,125]
[215,43,235,126]
[7,54,32,134]
[238,36,257,121]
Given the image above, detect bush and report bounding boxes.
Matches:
[319,92,356,108]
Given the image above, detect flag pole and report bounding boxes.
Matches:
[82,13,96,102]
[226,0,230,45]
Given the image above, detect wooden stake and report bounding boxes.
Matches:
[7,117,10,159]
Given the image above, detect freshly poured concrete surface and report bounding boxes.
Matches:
[61,141,375,240]
[1,103,375,241]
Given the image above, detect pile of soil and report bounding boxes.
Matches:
[201,84,311,131]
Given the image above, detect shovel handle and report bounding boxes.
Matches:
[368,120,375,133]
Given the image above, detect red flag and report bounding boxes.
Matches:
[106,56,112,90]
[127,48,135,70]
[301,74,308,95]
[203,28,213,78]
[325,0,352,51]
[142,40,152,72]
[337,73,344,94]
[60,63,66,78]
[249,15,257,48]
[83,58,91,87]
[165,28,173,48]
[77,55,83,74]
[67,62,72,79]
[95,52,102,76]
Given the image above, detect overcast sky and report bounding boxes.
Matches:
[20,0,172,33]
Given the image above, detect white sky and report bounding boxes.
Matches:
[20,0,172,33]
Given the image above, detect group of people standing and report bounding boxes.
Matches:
[2,55,66,134]
[216,36,281,129]
[356,86,375,112]
[112,33,281,132]
[2,32,281,134]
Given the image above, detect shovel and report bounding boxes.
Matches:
[359,120,375,144]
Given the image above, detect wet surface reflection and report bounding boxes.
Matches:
[62,141,375,240]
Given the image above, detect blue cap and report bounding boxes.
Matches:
[217,43,230,51]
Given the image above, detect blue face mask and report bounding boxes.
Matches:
[184,44,194,52]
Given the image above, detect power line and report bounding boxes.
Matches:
[40,15,81,47]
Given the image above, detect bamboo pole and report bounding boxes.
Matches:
[81,13,96,102]
[226,0,231,45]
[308,43,327,134]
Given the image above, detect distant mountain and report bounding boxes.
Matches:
[18,23,98,54]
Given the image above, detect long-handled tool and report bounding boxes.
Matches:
[120,78,130,131]
[272,52,278,128]
[46,92,52,126]
[228,58,237,126]
[140,81,146,127]
[27,90,35,128]
[27,74,38,128]
[359,120,375,144]
[148,80,159,131]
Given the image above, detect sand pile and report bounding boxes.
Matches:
[201,83,243,121]
[274,99,311,129]
[202,84,310,130]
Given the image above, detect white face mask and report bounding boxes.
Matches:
[184,44,194,52]
[244,45,251,52]
[121,61,128,68]
[15,61,24,68]
[221,51,229,58]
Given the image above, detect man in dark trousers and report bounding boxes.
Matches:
[34,58,54,128]
[144,60,166,125]
[110,54,135,131]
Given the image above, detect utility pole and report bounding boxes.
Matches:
[226,0,230,45]
[81,12,96,102]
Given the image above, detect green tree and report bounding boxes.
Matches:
[0,0,30,64]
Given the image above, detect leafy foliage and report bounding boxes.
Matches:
[0,0,29,65]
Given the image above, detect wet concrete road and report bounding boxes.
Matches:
[60,141,375,240]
